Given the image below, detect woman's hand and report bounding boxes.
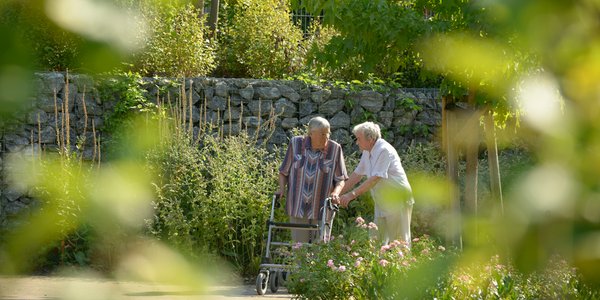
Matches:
[330,193,340,204]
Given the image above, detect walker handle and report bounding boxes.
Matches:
[324,197,339,212]
[273,193,281,209]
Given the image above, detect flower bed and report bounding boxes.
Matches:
[285,217,597,299]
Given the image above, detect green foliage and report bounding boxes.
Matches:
[3,148,98,274]
[130,1,216,77]
[286,222,448,299]
[147,130,281,275]
[397,97,422,112]
[287,222,596,299]
[146,135,208,254]
[401,143,446,177]
[430,255,598,300]
[35,163,90,271]
[216,0,305,78]
[96,71,158,158]
[34,225,94,273]
[291,0,434,82]
[0,1,82,71]
[300,23,367,81]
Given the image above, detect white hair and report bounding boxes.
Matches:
[307,116,330,134]
[352,121,381,141]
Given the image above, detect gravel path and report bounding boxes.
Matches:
[0,276,292,300]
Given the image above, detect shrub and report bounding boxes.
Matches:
[96,71,158,160]
[217,0,305,78]
[286,219,447,299]
[300,22,366,81]
[129,1,216,77]
[146,99,282,275]
[145,134,209,255]
[287,217,597,299]
[1,77,104,274]
[0,1,81,71]
[196,133,281,275]
[431,255,598,299]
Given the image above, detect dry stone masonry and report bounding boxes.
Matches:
[0,72,442,228]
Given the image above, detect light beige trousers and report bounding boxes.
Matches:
[374,203,413,246]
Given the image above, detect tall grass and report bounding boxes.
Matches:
[146,80,283,276]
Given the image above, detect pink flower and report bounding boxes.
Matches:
[397,250,404,257]
[379,259,389,267]
[380,245,391,253]
[412,237,420,242]
[367,222,378,230]
[351,239,356,245]
[458,274,471,283]
[355,216,365,225]
[327,259,335,268]
[351,252,359,257]
[292,242,302,249]
[355,257,364,267]
[337,265,346,272]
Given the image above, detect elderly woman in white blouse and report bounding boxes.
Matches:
[338,121,414,246]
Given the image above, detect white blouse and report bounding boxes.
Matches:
[354,138,414,217]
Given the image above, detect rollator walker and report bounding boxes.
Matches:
[255,194,339,295]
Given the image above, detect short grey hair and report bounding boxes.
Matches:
[307,116,330,134]
[352,121,381,141]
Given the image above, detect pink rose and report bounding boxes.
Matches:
[327,259,335,268]
[379,259,389,267]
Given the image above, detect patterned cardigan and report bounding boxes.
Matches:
[279,136,348,219]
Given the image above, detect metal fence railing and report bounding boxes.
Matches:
[291,9,323,37]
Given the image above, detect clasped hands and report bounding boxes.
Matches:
[330,192,354,208]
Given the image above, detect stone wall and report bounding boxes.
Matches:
[0,72,442,228]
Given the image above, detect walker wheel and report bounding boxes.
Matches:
[256,271,268,295]
[269,270,279,293]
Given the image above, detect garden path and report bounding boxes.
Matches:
[0,276,291,299]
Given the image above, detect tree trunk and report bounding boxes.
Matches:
[484,107,504,214]
[208,0,220,37]
[195,0,205,19]
[464,89,480,246]
[444,96,462,249]
[464,90,479,216]
[441,95,448,154]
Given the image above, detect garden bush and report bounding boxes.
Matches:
[286,217,598,299]
[298,22,368,82]
[0,76,105,274]
[216,0,305,78]
[128,1,216,77]
[0,1,81,71]
[146,106,283,275]
[286,218,449,299]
